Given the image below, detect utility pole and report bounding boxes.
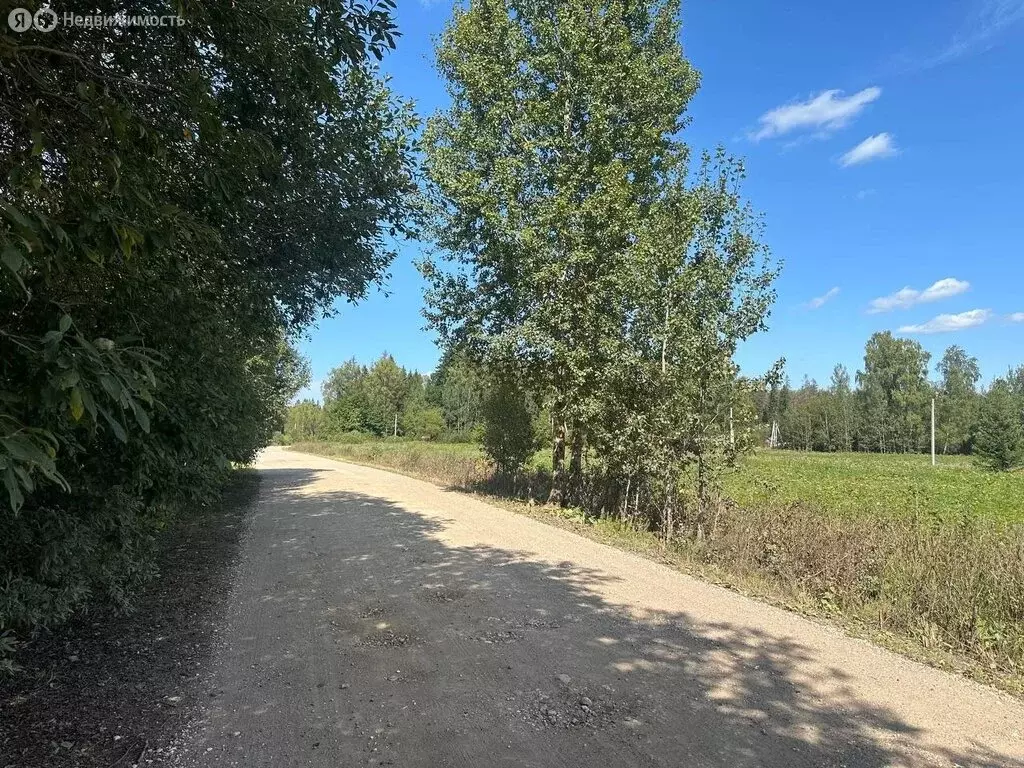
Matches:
[931,396,936,467]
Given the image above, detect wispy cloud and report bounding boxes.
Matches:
[806,287,840,310]
[856,189,876,200]
[899,309,992,334]
[752,87,881,141]
[868,277,970,313]
[1010,312,1024,322]
[840,133,898,167]
[918,0,1024,69]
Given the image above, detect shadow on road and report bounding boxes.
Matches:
[223,466,1018,768]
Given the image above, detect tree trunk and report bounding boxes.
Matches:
[548,408,567,506]
[568,423,583,504]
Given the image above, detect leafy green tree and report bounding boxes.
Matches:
[0,0,415,655]
[856,332,931,453]
[973,382,1024,471]
[936,345,981,455]
[286,400,327,442]
[322,359,370,434]
[482,377,539,477]
[401,407,446,441]
[363,354,409,435]
[829,365,854,452]
[422,0,700,503]
[431,350,485,438]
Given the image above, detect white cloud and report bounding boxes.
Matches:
[868,277,970,313]
[856,189,876,200]
[1010,312,1024,322]
[899,309,992,334]
[807,287,840,309]
[840,133,898,167]
[752,87,882,141]
[922,0,1024,68]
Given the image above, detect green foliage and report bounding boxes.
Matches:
[973,383,1024,472]
[285,400,327,442]
[423,0,775,519]
[1,0,415,660]
[432,350,484,438]
[481,377,539,476]
[856,332,932,454]
[753,341,998,459]
[936,346,981,455]
[401,406,446,441]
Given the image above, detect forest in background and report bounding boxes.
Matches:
[284,331,1024,472]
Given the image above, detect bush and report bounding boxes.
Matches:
[973,384,1024,471]
[402,407,446,441]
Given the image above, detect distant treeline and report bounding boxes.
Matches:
[286,330,1024,472]
[282,349,490,444]
[755,332,1023,467]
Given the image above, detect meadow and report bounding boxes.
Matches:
[722,450,1023,523]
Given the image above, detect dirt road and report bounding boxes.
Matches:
[170,446,1023,767]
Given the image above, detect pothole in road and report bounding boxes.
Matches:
[510,682,642,731]
[358,604,387,619]
[471,630,524,644]
[423,588,465,604]
[358,630,421,649]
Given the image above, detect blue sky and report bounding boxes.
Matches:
[295,0,1024,400]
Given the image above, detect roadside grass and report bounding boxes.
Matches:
[288,441,1024,695]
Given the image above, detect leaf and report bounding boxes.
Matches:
[129,399,151,433]
[54,369,80,390]
[58,314,72,333]
[98,407,128,443]
[99,374,122,402]
[1,245,28,293]
[69,387,85,421]
[2,466,24,514]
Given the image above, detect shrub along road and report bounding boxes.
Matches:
[169,447,1023,767]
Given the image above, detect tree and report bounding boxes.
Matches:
[1,1,416,655]
[936,345,980,454]
[431,350,485,438]
[482,377,539,477]
[286,400,327,442]
[973,382,1024,471]
[829,364,853,452]
[363,354,409,435]
[422,0,700,504]
[856,333,931,453]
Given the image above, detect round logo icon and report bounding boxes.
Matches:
[7,8,33,32]
[33,5,58,32]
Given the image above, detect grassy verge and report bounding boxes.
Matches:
[289,441,1024,696]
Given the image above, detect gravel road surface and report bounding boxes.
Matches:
[169,446,1023,767]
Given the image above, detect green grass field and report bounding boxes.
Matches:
[294,440,1024,523]
[723,450,1023,523]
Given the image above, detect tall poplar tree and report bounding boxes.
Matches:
[422,0,699,502]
